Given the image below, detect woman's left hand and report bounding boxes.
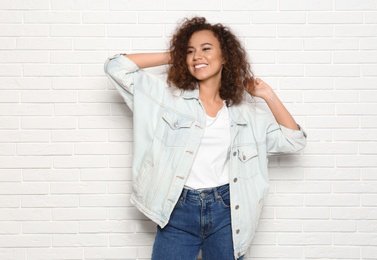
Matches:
[246,77,274,101]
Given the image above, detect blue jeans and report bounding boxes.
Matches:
[152,184,244,260]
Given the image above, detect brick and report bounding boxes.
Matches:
[303,90,358,103]
[0,156,52,168]
[280,0,332,10]
[223,0,277,11]
[50,183,106,194]
[362,195,377,206]
[334,233,377,246]
[52,208,107,221]
[0,196,20,208]
[53,156,108,168]
[110,233,155,246]
[0,51,48,63]
[278,233,331,245]
[361,39,377,50]
[80,195,130,207]
[21,117,76,130]
[79,116,133,129]
[0,118,19,130]
[334,129,377,140]
[0,222,21,234]
[306,194,360,206]
[22,169,79,182]
[304,142,358,155]
[74,37,131,50]
[277,52,332,64]
[21,91,77,103]
[51,52,107,64]
[365,12,377,23]
[252,64,304,77]
[75,143,130,155]
[79,220,136,233]
[16,38,72,50]
[21,195,79,208]
[249,246,303,258]
[335,25,377,37]
[108,0,164,11]
[0,169,22,181]
[107,25,163,37]
[111,103,133,116]
[0,0,49,10]
[304,39,359,50]
[305,168,361,180]
[363,247,377,259]
[27,248,83,260]
[361,116,377,128]
[23,65,80,77]
[23,221,78,234]
[360,142,377,154]
[109,155,133,168]
[334,51,377,64]
[0,78,50,90]
[278,25,333,37]
[51,0,107,10]
[277,207,330,219]
[83,11,137,24]
[84,248,138,259]
[80,168,131,181]
[0,183,48,195]
[0,11,22,23]
[247,38,303,50]
[332,208,377,219]
[0,209,50,221]
[131,38,169,51]
[334,182,377,193]
[256,220,302,232]
[358,220,377,232]
[306,116,359,129]
[264,194,303,206]
[303,220,356,232]
[279,77,334,90]
[18,143,72,156]
[52,234,108,247]
[0,235,51,248]
[305,65,360,77]
[107,182,132,194]
[0,38,16,49]
[78,90,123,103]
[54,104,110,116]
[108,208,149,221]
[0,64,22,76]
[51,130,108,142]
[335,77,377,90]
[309,11,363,24]
[233,25,277,37]
[305,246,360,259]
[108,129,134,142]
[335,0,377,10]
[363,64,377,76]
[24,11,81,23]
[252,11,305,24]
[50,25,106,37]
[0,25,48,36]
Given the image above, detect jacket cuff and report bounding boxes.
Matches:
[280,124,307,139]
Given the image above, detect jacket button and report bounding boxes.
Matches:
[233,151,237,156]
[236,229,240,234]
[235,205,239,210]
[243,155,246,160]
[233,178,238,183]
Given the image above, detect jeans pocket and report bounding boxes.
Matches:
[218,191,231,208]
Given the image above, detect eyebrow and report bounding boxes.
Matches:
[187,43,213,48]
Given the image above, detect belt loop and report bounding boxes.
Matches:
[181,188,188,203]
[213,186,219,201]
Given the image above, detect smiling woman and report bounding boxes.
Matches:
[104,16,307,260]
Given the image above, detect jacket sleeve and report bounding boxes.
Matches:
[104,54,140,111]
[266,119,307,156]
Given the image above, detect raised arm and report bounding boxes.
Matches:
[125,52,171,69]
[246,78,299,130]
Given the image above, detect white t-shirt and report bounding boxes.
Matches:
[184,102,231,190]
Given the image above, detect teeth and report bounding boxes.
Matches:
[194,64,207,69]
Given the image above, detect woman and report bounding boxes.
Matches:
[105,17,306,260]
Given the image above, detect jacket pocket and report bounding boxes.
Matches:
[237,146,259,179]
[155,111,195,147]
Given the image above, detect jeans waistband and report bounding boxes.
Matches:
[181,184,229,201]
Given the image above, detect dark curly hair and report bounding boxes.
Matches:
[167,16,254,106]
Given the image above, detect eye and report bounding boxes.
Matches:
[187,49,194,54]
[203,47,211,51]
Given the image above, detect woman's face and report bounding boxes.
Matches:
[186,30,224,84]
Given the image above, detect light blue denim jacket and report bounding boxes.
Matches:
[105,54,307,259]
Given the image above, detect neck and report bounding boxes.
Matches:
[198,79,222,103]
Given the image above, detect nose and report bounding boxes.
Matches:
[193,50,202,61]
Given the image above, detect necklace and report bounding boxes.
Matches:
[206,104,224,127]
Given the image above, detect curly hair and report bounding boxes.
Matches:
[167,16,254,106]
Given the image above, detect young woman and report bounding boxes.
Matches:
[105,17,306,260]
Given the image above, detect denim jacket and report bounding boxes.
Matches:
[104,54,307,259]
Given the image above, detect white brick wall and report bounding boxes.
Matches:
[0,0,376,259]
